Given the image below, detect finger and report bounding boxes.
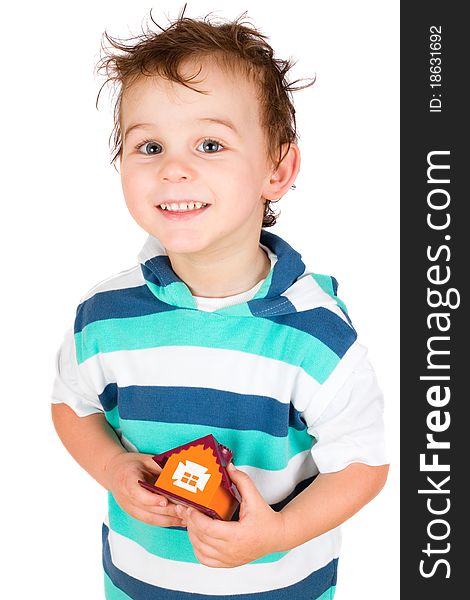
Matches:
[146,503,181,518]
[133,485,169,507]
[191,533,227,553]
[130,493,181,517]
[196,556,229,568]
[186,508,230,542]
[187,531,222,560]
[152,515,186,528]
[140,454,163,474]
[190,539,230,568]
[175,505,188,519]
[226,463,262,502]
[139,490,170,508]
[130,505,186,528]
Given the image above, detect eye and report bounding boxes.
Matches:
[197,139,224,153]
[137,141,163,155]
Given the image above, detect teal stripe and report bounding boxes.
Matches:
[252,269,275,300]
[75,311,339,383]
[146,279,196,310]
[317,586,336,600]
[108,494,288,564]
[312,274,335,296]
[311,274,349,315]
[115,419,314,469]
[104,572,133,599]
[105,406,120,430]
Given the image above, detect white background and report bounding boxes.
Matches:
[1,1,399,598]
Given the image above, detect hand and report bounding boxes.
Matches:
[177,462,285,567]
[105,452,184,527]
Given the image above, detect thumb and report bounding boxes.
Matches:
[185,506,213,531]
[141,454,162,475]
[227,463,265,510]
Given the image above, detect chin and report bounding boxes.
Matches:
[159,234,211,256]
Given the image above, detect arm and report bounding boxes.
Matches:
[278,462,389,551]
[51,402,126,490]
[51,402,184,527]
[177,461,388,567]
[179,357,389,567]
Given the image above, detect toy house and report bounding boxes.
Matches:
[139,434,241,521]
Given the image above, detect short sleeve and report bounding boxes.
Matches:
[306,356,388,473]
[51,327,104,416]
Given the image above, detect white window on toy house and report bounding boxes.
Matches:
[172,460,211,493]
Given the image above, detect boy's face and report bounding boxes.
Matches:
[120,60,275,257]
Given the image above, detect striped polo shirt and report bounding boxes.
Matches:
[52,229,386,600]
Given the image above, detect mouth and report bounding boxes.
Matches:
[155,200,211,220]
[157,201,209,212]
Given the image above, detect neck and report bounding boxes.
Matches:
[167,242,271,298]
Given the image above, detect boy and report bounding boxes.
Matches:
[51,10,388,600]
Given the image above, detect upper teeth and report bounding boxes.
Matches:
[160,202,207,211]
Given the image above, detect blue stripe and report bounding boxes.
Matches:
[260,230,306,298]
[103,524,337,600]
[266,307,356,358]
[143,256,182,286]
[74,284,177,334]
[248,295,297,317]
[73,232,342,336]
[331,277,339,296]
[105,572,133,599]
[99,383,118,412]
[105,386,306,436]
[311,274,352,326]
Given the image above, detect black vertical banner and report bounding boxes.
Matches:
[401,3,466,597]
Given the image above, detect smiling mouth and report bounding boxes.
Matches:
[157,201,209,212]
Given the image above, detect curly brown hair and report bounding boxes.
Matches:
[96,6,314,227]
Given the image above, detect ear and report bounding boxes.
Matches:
[262,143,301,200]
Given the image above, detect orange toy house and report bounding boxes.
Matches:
[139,434,241,521]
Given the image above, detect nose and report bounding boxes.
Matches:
[159,157,193,183]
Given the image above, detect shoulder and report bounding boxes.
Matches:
[280,270,356,345]
[74,264,147,334]
[273,270,360,386]
[77,264,144,304]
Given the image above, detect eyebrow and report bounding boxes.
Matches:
[124,117,240,141]
[123,123,154,141]
[196,117,240,134]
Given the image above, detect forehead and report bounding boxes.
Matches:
[120,60,262,130]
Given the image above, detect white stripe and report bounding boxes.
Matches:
[51,328,104,416]
[282,273,350,324]
[259,242,278,271]
[302,341,368,425]
[241,450,318,503]
[105,524,340,595]
[138,235,167,264]
[79,265,144,303]
[307,356,388,473]
[80,346,321,405]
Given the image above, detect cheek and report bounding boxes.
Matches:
[215,157,265,192]
[121,166,148,203]
[120,165,134,197]
[120,174,145,221]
